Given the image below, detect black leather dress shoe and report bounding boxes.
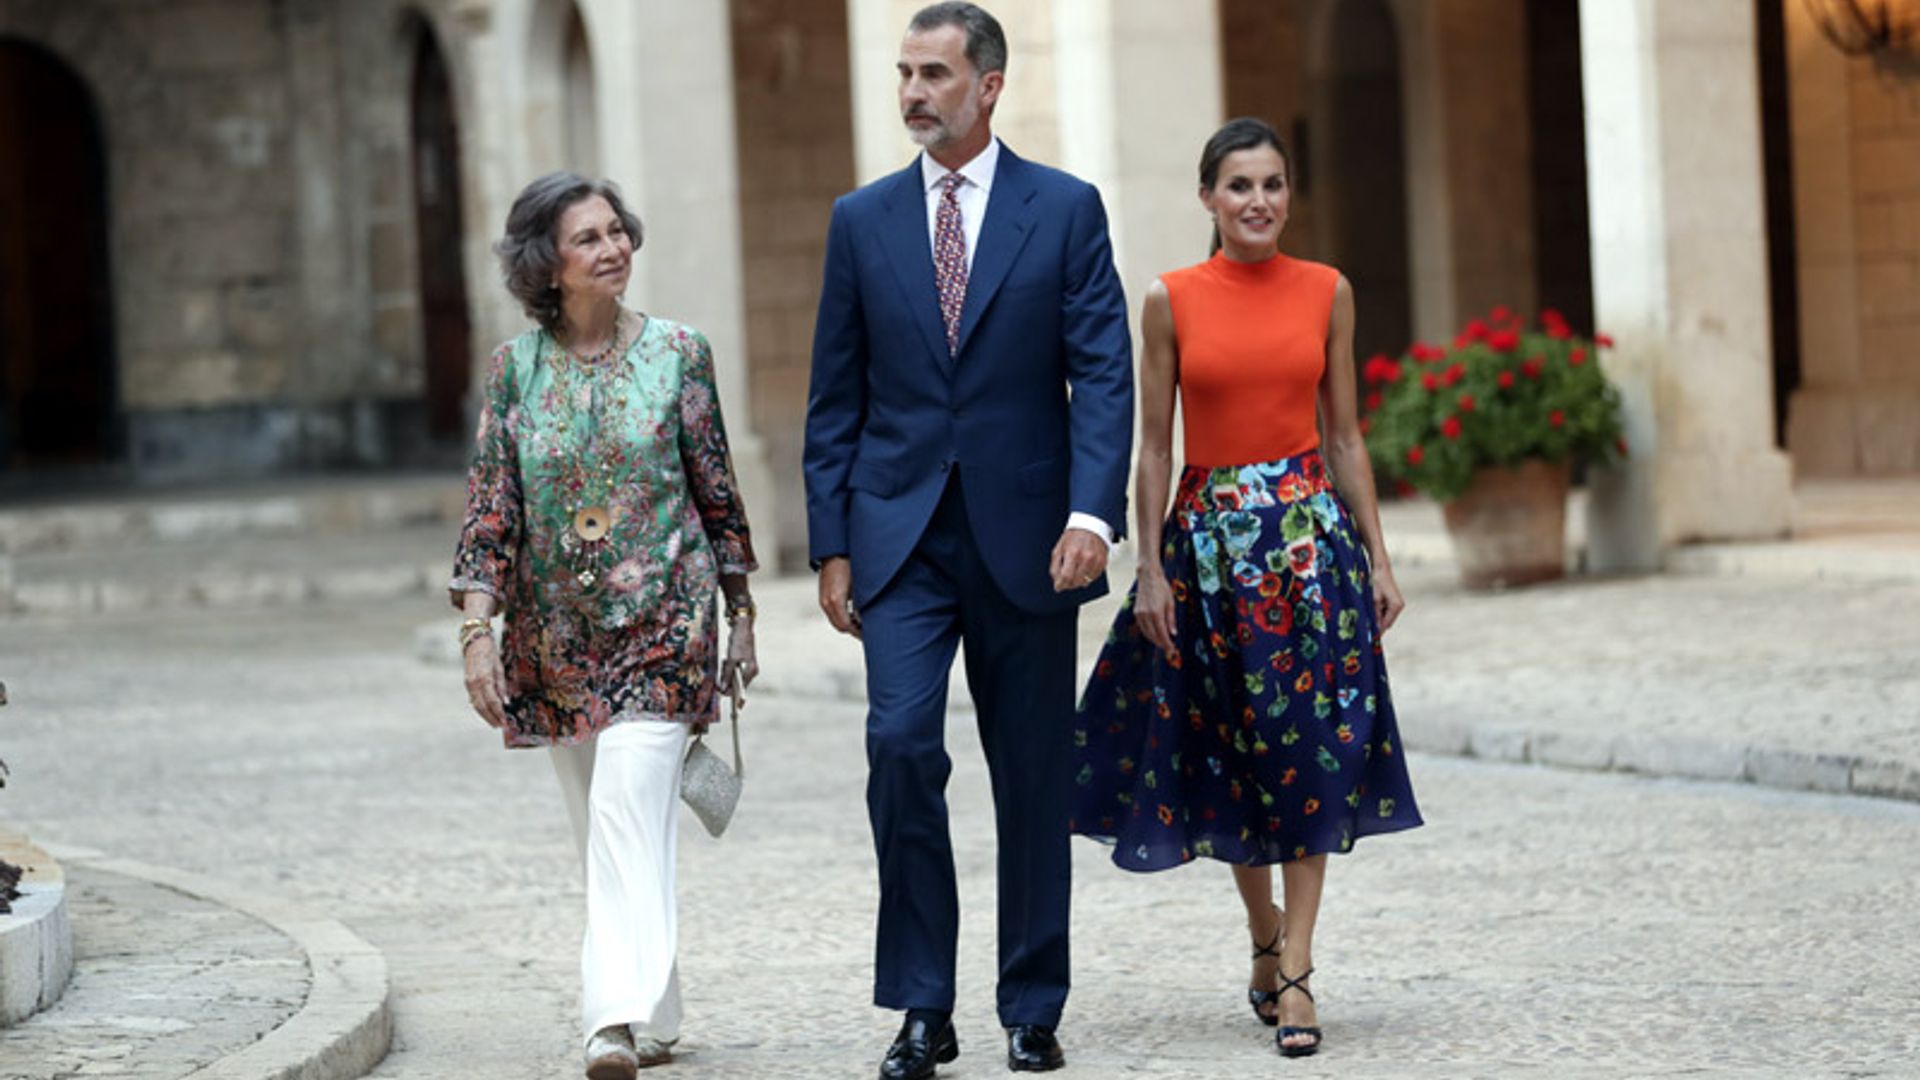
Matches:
[880,1016,958,1080]
[1005,1025,1065,1072]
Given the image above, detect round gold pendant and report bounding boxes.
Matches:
[573,505,613,542]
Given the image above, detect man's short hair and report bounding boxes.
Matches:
[908,2,1008,76]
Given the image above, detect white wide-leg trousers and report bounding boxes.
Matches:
[549,719,690,1047]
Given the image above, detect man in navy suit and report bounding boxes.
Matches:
[803,4,1132,1077]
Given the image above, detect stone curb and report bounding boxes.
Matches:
[49,846,392,1080]
[1390,715,1919,803]
[0,834,72,1027]
[745,676,1920,806]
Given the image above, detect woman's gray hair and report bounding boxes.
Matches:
[493,172,645,333]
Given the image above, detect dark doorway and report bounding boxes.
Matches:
[410,24,473,440]
[1755,0,1801,447]
[0,40,117,468]
[1525,0,1597,336]
[1323,0,1413,362]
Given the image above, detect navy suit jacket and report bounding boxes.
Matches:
[803,146,1134,614]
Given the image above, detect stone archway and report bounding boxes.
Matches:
[1313,0,1413,363]
[409,17,473,440]
[0,39,117,468]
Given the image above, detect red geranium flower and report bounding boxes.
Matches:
[1497,370,1516,390]
[1457,393,1477,413]
[1421,371,1441,392]
[1440,416,1463,440]
[1406,445,1426,466]
[1569,346,1588,366]
[1549,409,1566,427]
[1490,305,1513,323]
[1596,333,1615,348]
[1463,318,1489,342]
[1488,329,1519,352]
[1364,391,1383,412]
[1522,356,1546,379]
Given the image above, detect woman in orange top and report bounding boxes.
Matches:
[1071,118,1423,1058]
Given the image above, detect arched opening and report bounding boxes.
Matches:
[1318,0,1412,363]
[525,0,599,174]
[0,39,117,469]
[409,20,473,440]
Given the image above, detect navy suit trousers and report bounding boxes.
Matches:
[859,473,1077,1027]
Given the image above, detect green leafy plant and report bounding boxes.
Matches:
[1360,307,1627,501]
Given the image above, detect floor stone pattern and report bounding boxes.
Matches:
[1,594,1917,1077]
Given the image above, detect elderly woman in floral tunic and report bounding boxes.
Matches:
[451,172,757,1079]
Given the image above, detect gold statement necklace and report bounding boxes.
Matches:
[546,312,636,592]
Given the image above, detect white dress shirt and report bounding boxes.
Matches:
[918,138,1115,550]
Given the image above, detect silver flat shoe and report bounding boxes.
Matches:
[631,1034,674,1068]
[586,1025,639,1080]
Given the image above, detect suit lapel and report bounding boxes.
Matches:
[876,162,950,368]
[953,148,1038,360]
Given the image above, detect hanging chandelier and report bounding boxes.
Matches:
[1803,0,1920,58]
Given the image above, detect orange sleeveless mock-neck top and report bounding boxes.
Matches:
[1162,251,1340,468]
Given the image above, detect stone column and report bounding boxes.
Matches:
[1578,0,1792,570]
[585,0,781,564]
[1053,0,1222,318]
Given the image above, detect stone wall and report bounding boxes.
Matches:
[0,0,470,478]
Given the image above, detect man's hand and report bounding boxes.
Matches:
[1050,528,1109,593]
[817,556,862,637]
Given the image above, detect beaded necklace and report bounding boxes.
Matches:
[545,311,642,592]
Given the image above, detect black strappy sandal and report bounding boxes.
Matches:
[1246,905,1283,1026]
[1274,967,1322,1058]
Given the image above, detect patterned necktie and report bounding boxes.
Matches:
[934,171,969,356]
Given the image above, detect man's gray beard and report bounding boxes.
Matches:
[905,120,948,148]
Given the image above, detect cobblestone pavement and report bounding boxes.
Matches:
[0,868,305,1079]
[2,594,1918,1078]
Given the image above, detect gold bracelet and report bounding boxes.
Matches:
[726,596,756,622]
[458,621,493,650]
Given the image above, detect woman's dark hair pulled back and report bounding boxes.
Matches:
[1199,117,1290,254]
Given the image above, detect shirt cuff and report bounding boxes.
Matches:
[1065,512,1117,551]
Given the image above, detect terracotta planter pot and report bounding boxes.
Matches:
[1439,460,1572,589]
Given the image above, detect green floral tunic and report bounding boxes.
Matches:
[451,315,757,748]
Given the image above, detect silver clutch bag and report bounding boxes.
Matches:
[680,690,743,838]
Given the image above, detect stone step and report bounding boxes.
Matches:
[3,524,453,617]
[0,472,466,556]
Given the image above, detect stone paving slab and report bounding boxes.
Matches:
[0,866,306,1079]
[2,598,1918,1077]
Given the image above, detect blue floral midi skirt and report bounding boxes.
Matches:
[1072,451,1423,871]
